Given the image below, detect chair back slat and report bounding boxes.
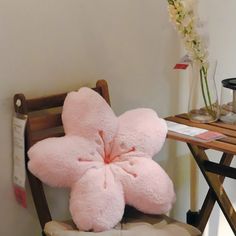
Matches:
[31,126,65,145]
[26,93,67,112]
[28,112,63,132]
[13,80,110,231]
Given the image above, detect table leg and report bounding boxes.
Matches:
[187,151,233,230]
[187,144,236,234]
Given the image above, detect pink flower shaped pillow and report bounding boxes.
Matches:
[28,88,175,232]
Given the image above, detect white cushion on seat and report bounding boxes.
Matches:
[44,214,201,236]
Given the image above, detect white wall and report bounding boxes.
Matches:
[0,0,235,235]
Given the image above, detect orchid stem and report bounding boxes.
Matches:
[200,68,209,111]
[200,66,215,117]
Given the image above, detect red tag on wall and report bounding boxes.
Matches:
[174,54,192,70]
[14,185,27,208]
[174,63,189,69]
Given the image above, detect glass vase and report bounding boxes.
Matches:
[188,60,220,123]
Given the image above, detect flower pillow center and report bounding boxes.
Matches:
[98,130,136,165]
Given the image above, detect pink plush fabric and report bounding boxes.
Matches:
[28,88,176,232]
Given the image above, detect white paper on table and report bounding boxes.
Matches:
[166,121,208,136]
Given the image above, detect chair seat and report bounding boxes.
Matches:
[44,214,201,236]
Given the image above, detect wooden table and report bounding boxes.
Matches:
[165,114,236,234]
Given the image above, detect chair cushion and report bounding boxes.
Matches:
[44,214,201,236]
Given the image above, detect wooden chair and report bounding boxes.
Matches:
[14,80,201,236]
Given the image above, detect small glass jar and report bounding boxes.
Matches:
[220,78,236,124]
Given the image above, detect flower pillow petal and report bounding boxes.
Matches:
[28,88,175,232]
[62,88,118,150]
[110,108,168,158]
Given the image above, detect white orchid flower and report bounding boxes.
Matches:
[167,0,208,65]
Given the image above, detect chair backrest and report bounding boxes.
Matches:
[13,80,110,230]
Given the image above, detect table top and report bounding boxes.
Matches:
[165,113,236,154]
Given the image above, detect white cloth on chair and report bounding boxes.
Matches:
[44,214,201,236]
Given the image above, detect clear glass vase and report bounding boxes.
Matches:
[188,60,220,123]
